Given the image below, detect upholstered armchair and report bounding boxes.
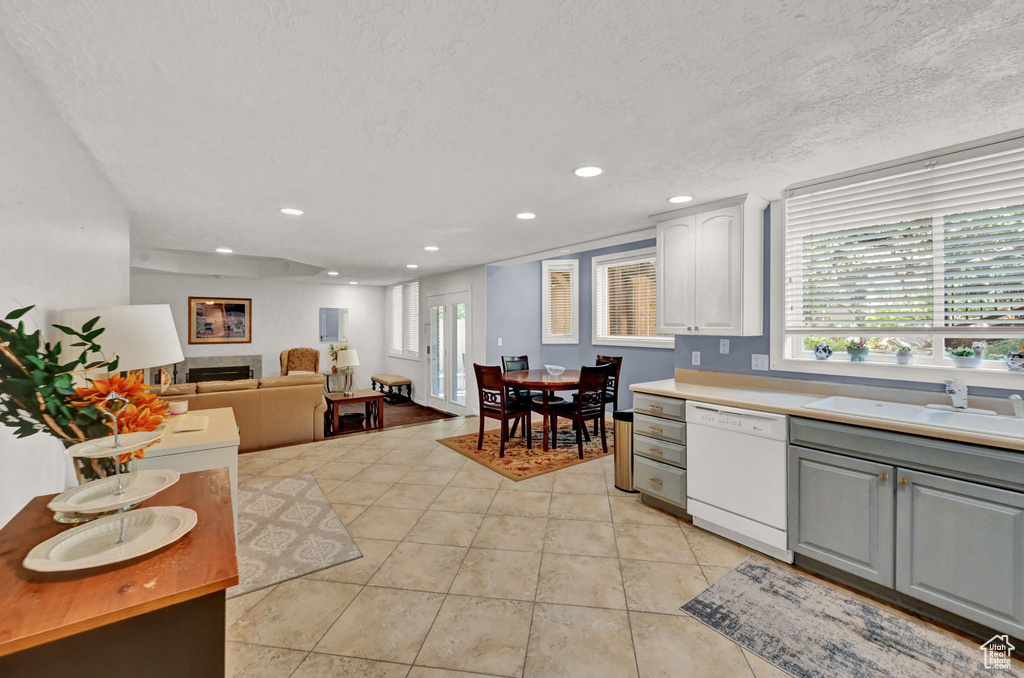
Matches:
[280,347,320,375]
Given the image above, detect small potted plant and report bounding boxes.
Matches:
[950,346,982,368]
[846,339,869,362]
[895,345,913,365]
[1005,344,1024,372]
[813,342,832,361]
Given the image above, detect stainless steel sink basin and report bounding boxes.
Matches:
[803,396,1024,440]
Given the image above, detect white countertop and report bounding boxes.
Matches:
[630,377,1024,452]
[146,407,240,456]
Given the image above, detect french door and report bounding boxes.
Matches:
[426,291,470,415]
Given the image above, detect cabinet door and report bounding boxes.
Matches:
[693,205,743,334]
[656,215,696,334]
[896,469,1024,636]
[789,446,895,586]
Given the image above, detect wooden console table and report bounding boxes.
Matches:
[325,389,385,436]
[0,468,238,678]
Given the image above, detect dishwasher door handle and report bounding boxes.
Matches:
[691,404,779,421]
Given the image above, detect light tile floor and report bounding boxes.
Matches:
[228,416,995,678]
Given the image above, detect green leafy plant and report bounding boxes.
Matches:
[950,346,976,357]
[0,305,118,443]
[895,344,912,354]
[846,339,867,349]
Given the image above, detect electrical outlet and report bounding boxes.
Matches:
[497,337,503,347]
[691,351,701,366]
[720,339,730,354]
[751,354,769,371]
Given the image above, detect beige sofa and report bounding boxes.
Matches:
[162,374,326,452]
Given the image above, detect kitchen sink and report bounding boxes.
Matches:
[803,396,1024,440]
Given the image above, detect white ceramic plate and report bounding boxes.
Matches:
[23,506,198,573]
[46,469,181,514]
[65,428,165,459]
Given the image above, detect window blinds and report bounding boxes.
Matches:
[542,260,577,343]
[403,281,420,354]
[595,254,662,341]
[784,145,1024,334]
[389,285,404,353]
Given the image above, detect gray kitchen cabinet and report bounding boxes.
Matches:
[789,445,895,587]
[896,469,1024,637]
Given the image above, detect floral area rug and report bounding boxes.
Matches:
[229,474,362,597]
[437,420,614,480]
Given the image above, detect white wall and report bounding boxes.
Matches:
[0,33,130,526]
[130,272,386,386]
[384,266,487,413]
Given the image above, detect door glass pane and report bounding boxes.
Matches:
[431,305,444,398]
[452,303,467,405]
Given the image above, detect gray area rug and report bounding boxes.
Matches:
[229,474,362,598]
[682,557,1023,678]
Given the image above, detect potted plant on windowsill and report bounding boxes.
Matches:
[846,339,869,362]
[950,346,983,368]
[895,345,913,365]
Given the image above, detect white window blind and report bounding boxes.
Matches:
[784,145,1024,335]
[542,259,578,344]
[388,281,420,356]
[593,248,671,348]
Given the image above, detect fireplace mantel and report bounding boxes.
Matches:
[151,355,262,384]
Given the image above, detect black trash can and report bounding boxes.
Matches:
[613,409,637,493]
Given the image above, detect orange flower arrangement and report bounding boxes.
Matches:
[70,372,169,462]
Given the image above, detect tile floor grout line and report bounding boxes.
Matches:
[610,497,643,678]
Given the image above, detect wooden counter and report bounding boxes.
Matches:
[0,468,238,677]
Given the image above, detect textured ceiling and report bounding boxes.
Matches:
[2,0,1022,284]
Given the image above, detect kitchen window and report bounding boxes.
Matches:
[388,281,420,358]
[593,248,672,348]
[542,259,579,344]
[773,136,1024,386]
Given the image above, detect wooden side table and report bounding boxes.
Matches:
[0,468,238,678]
[325,389,385,436]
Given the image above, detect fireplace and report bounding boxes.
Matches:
[187,365,253,383]
[152,355,263,384]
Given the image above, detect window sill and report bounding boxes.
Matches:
[593,337,674,350]
[770,354,1024,389]
[542,337,579,345]
[388,352,420,362]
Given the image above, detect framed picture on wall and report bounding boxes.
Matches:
[188,297,252,344]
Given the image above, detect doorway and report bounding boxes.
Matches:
[426,291,471,415]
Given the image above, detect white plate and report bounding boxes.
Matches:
[23,506,198,573]
[47,469,181,514]
[65,428,165,459]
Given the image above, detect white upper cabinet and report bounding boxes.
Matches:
[655,194,767,336]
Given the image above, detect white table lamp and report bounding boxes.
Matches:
[335,348,359,394]
[61,304,184,378]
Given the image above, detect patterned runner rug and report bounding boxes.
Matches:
[437,421,613,480]
[229,474,362,597]
[682,557,1023,678]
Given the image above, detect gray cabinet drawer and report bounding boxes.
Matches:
[634,433,686,468]
[896,469,1024,637]
[635,455,687,506]
[633,393,685,421]
[634,413,686,445]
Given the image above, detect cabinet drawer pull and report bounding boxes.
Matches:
[649,427,662,433]
[898,477,910,485]
[648,478,663,486]
[648,404,663,410]
[878,472,889,481]
[649,449,663,455]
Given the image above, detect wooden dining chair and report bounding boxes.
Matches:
[595,355,623,433]
[551,364,612,459]
[474,363,531,457]
[501,355,543,437]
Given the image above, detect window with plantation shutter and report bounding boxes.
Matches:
[777,137,1024,380]
[593,248,672,348]
[542,259,578,344]
[388,281,420,357]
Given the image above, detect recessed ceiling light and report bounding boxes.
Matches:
[516,212,536,220]
[668,195,693,204]
[573,166,603,177]
[280,207,304,216]
[407,264,419,268]
[349,281,358,285]
[326,271,339,276]
[215,247,233,253]
[424,246,439,251]
[559,248,571,253]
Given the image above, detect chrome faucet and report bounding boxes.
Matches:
[944,378,969,410]
[1011,394,1024,419]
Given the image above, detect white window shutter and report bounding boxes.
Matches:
[403,281,420,355]
[542,260,578,344]
[592,248,671,348]
[389,285,403,353]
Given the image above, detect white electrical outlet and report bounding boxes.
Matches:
[720,339,730,354]
[691,351,701,366]
[497,337,503,347]
[751,354,769,371]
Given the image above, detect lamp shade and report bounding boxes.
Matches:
[61,304,184,373]
[335,348,360,368]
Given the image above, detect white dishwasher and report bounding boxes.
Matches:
[685,401,793,563]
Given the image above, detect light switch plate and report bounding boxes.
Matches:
[498,337,503,346]
[691,351,701,366]
[720,339,730,354]
[751,354,769,371]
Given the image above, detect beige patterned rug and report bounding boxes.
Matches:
[437,421,614,480]
[229,474,362,598]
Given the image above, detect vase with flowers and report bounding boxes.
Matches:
[846,339,869,362]
[327,343,346,374]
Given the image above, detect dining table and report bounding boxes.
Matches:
[503,368,581,451]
